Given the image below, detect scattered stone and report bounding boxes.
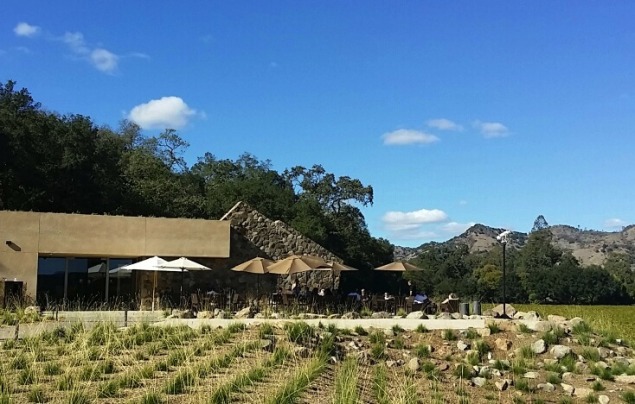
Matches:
[548,314,567,323]
[575,362,589,373]
[550,345,572,359]
[524,311,541,321]
[407,357,420,372]
[495,379,509,391]
[371,311,391,319]
[234,307,253,319]
[532,339,547,354]
[260,339,274,351]
[24,306,40,316]
[495,338,512,351]
[294,346,310,358]
[574,387,593,398]
[569,317,584,327]
[457,340,470,351]
[383,329,395,337]
[491,304,517,318]
[598,394,610,404]
[406,311,425,319]
[437,312,452,320]
[438,363,450,371]
[327,314,340,319]
[329,356,338,364]
[386,360,398,368]
[215,310,227,319]
[595,361,609,370]
[341,311,359,319]
[612,357,630,368]
[562,372,574,381]
[197,310,213,319]
[170,309,195,319]
[471,377,487,387]
[537,383,555,392]
[597,347,612,359]
[615,374,635,384]
[523,371,539,379]
[477,328,491,337]
[560,383,575,396]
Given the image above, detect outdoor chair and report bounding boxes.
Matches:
[230,293,241,312]
[404,296,414,313]
[440,293,460,313]
[190,293,200,312]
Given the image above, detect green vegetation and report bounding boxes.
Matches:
[332,358,359,404]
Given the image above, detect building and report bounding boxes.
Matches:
[0,202,340,309]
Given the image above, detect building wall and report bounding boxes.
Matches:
[0,211,231,300]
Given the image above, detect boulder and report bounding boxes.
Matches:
[491,304,516,318]
[495,338,512,351]
[457,340,470,351]
[523,372,539,379]
[171,309,195,319]
[234,307,253,319]
[495,379,509,391]
[550,345,572,359]
[407,358,420,372]
[615,374,635,384]
[574,387,593,398]
[406,311,425,319]
[598,395,610,404]
[547,314,567,323]
[24,306,40,316]
[597,347,612,359]
[341,311,360,319]
[294,346,310,358]
[537,383,555,392]
[560,383,575,396]
[471,377,487,387]
[531,339,547,354]
[371,311,391,319]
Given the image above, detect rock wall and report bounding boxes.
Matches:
[221,201,342,293]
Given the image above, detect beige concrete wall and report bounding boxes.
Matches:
[0,211,231,300]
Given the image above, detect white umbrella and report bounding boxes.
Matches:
[160,257,212,303]
[118,256,178,311]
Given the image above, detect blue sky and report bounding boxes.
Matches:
[2,1,634,247]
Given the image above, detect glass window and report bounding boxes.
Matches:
[66,258,107,308]
[108,259,134,308]
[36,257,66,308]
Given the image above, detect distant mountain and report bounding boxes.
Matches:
[393,223,635,266]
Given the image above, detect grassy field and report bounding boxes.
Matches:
[487,304,635,342]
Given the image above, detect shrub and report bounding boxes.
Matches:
[43,361,62,376]
[370,343,386,361]
[258,323,274,338]
[581,347,601,362]
[453,363,472,379]
[515,379,534,393]
[139,391,164,404]
[415,324,428,333]
[547,373,562,384]
[56,373,76,391]
[586,394,599,404]
[396,308,407,317]
[11,354,28,370]
[18,367,37,385]
[475,340,491,358]
[227,322,246,333]
[284,322,315,344]
[353,325,367,336]
[542,330,560,345]
[572,321,593,334]
[487,323,501,334]
[26,386,46,403]
[414,344,431,359]
[67,391,91,404]
[369,331,386,345]
[97,380,119,398]
[392,336,405,350]
[517,323,532,333]
[493,360,510,371]
[392,324,404,334]
[443,329,457,341]
[519,345,535,359]
[591,381,605,391]
[464,328,479,339]
[621,391,635,404]
[466,352,480,366]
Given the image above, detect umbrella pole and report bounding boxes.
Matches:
[152,271,157,312]
[181,269,184,309]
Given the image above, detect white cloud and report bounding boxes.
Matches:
[62,32,88,54]
[128,97,197,129]
[473,120,510,138]
[91,48,118,73]
[426,118,463,131]
[382,129,439,146]
[14,22,40,37]
[382,208,475,242]
[604,218,627,229]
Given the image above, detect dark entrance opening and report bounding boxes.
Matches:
[3,280,24,308]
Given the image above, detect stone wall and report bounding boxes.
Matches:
[221,201,342,293]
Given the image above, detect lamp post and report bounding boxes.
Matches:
[496,230,512,319]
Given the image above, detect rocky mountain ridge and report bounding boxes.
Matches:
[394,223,635,267]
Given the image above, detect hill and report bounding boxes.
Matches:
[394,223,635,266]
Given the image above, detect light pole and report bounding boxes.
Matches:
[496,230,512,319]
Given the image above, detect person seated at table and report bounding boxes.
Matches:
[311,287,319,297]
[360,288,369,303]
[324,288,333,296]
[299,286,310,299]
[407,280,417,296]
[384,292,395,301]
[347,289,361,301]
[291,281,300,297]
[318,288,326,297]
[414,292,428,304]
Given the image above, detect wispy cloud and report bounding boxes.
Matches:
[426,118,463,131]
[473,120,510,138]
[14,22,40,37]
[382,208,475,241]
[382,129,439,146]
[604,218,627,229]
[61,31,121,74]
[128,96,199,129]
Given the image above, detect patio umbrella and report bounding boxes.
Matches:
[267,255,331,275]
[374,260,423,296]
[160,257,212,304]
[326,261,358,290]
[374,260,423,271]
[116,256,179,311]
[231,257,275,298]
